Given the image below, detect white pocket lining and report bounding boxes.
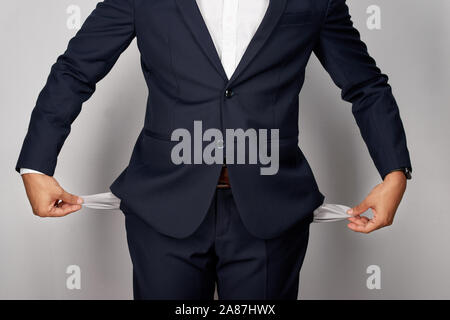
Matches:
[81,192,353,223]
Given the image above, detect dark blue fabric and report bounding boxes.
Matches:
[125,189,311,300]
[16,0,412,239]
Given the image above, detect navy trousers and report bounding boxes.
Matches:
[124,189,311,300]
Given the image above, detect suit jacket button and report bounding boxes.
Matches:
[225,89,234,98]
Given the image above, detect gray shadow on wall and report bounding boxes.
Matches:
[298,57,378,299]
[61,40,146,299]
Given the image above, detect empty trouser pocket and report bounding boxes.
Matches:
[80,192,121,210]
[81,192,353,223]
[312,203,352,223]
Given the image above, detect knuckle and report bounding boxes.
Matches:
[56,187,65,197]
[35,205,50,217]
[34,208,44,217]
[31,205,38,215]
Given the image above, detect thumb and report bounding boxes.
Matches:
[348,200,370,216]
[60,190,83,205]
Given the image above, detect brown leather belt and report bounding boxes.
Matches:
[217,165,231,189]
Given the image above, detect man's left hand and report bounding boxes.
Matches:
[346,171,407,233]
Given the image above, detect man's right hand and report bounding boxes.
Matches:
[21,173,83,217]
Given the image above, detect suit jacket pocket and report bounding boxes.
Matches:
[143,128,173,141]
[278,12,312,26]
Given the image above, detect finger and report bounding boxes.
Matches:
[60,191,83,205]
[347,219,380,234]
[51,204,81,217]
[347,216,369,226]
[49,203,82,217]
[348,200,371,216]
[359,216,370,223]
[371,209,394,228]
[347,216,370,226]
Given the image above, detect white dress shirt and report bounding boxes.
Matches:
[196,0,269,79]
[20,0,269,176]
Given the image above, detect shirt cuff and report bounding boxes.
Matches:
[19,168,45,175]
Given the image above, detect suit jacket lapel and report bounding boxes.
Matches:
[228,0,287,86]
[175,0,228,81]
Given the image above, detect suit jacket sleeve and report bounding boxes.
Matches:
[313,0,412,180]
[15,0,136,176]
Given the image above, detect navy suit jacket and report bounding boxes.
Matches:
[16,0,412,239]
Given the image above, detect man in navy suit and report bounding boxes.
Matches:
[17,0,412,299]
